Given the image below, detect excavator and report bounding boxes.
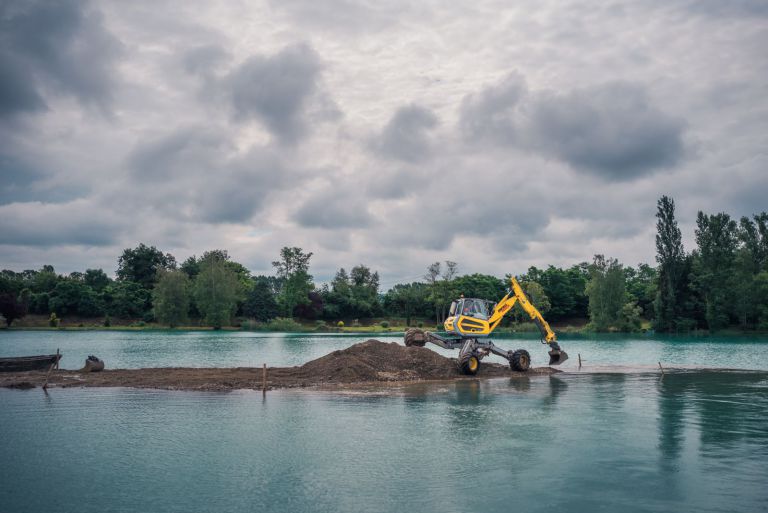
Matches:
[404,277,568,375]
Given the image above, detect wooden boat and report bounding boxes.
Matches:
[0,353,62,372]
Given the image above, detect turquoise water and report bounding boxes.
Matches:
[2,330,768,370]
[2,371,767,513]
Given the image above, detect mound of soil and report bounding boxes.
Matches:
[300,340,458,382]
[0,339,558,391]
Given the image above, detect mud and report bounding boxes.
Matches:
[0,339,558,392]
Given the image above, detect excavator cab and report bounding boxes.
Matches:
[444,298,492,335]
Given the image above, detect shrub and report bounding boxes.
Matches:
[48,313,60,328]
[315,320,327,331]
[337,321,345,328]
[380,321,390,328]
[130,320,146,328]
[417,321,423,328]
[267,317,303,332]
[103,315,111,327]
[352,319,360,327]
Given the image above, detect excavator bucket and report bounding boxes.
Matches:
[548,349,569,366]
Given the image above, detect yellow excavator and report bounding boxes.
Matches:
[404,277,568,374]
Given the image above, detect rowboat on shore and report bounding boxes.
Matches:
[0,354,62,373]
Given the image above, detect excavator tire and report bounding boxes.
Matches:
[458,352,481,375]
[509,349,531,372]
[404,328,426,347]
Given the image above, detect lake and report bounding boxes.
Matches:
[2,330,768,370]
[2,331,768,513]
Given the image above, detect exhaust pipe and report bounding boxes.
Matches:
[547,342,569,366]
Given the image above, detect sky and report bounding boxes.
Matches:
[1,0,766,286]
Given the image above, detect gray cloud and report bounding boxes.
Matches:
[294,188,373,229]
[0,0,122,117]
[225,43,323,144]
[461,74,685,180]
[127,126,299,224]
[372,104,438,163]
[0,152,84,205]
[0,200,121,247]
[182,44,230,76]
[0,0,763,281]
[460,72,527,144]
[0,53,46,117]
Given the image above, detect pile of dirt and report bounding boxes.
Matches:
[0,339,558,391]
[299,340,459,382]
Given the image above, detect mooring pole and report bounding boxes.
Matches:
[658,362,664,375]
[42,351,59,390]
[578,353,582,369]
[262,363,267,395]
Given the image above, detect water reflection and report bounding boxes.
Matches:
[657,371,768,459]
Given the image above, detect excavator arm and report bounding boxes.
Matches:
[487,277,568,365]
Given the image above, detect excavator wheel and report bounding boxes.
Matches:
[404,328,426,347]
[458,352,481,375]
[509,349,531,372]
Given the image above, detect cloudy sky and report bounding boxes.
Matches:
[1,0,766,285]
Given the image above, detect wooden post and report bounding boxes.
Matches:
[578,353,582,369]
[658,362,664,375]
[55,348,60,370]
[262,363,267,395]
[42,353,58,390]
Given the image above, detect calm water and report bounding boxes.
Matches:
[1,330,768,370]
[2,371,767,513]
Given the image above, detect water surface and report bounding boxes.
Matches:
[1,330,768,370]
[2,371,767,513]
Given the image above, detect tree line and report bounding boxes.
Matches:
[1,197,766,332]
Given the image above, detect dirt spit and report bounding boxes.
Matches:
[0,340,559,392]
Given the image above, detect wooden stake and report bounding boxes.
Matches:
[55,348,60,370]
[262,363,267,395]
[658,362,664,375]
[42,351,59,390]
[578,353,582,369]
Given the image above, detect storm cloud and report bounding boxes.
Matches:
[225,43,324,144]
[372,104,439,163]
[461,74,685,180]
[0,0,122,117]
[0,0,765,282]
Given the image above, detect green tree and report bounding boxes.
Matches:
[194,252,242,328]
[117,243,176,289]
[49,279,104,317]
[0,288,28,327]
[272,247,314,317]
[454,274,506,301]
[618,302,643,332]
[755,271,768,329]
[243,276,280,322]
[152,269,190,328]
[521,264,589,321]
[424,261,458,323]
[692,211,738,331]
[84,269,111,292]
[625,264,657,319]
[103,281,152,319]
[586,255,627,331]
[31,265,59,294]
[383,282,431,326]
[654,196,687,331]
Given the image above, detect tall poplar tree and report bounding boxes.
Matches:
[654,196,686,331]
